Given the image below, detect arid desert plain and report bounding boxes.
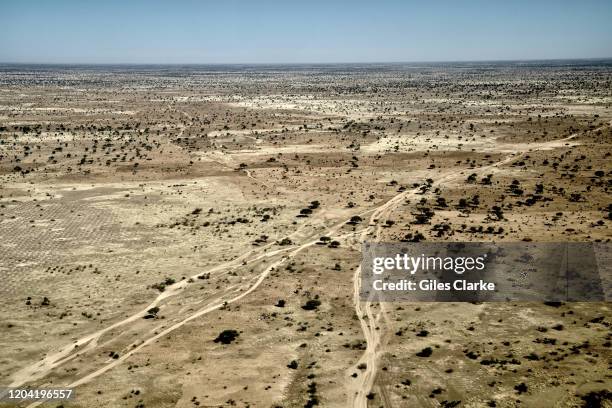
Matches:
[0,62,611,407]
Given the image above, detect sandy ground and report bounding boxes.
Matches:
[0,63,611,408]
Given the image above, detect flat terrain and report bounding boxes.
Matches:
[0,62,611,408]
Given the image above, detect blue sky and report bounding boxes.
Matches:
[1,0,611,63]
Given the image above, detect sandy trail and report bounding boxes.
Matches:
[343,124,604,407]
[347,181,431,408]
[13,203,371,407]
[9,215,323,388]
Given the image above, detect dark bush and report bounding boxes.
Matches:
[416,347,432,357]
[302,299,321,311]
[213,329,239,344]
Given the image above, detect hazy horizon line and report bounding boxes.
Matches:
[2,56,612,67]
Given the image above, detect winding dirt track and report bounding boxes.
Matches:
[7,124,599,408]
[15,203,374,407]
[344,124,596,407]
